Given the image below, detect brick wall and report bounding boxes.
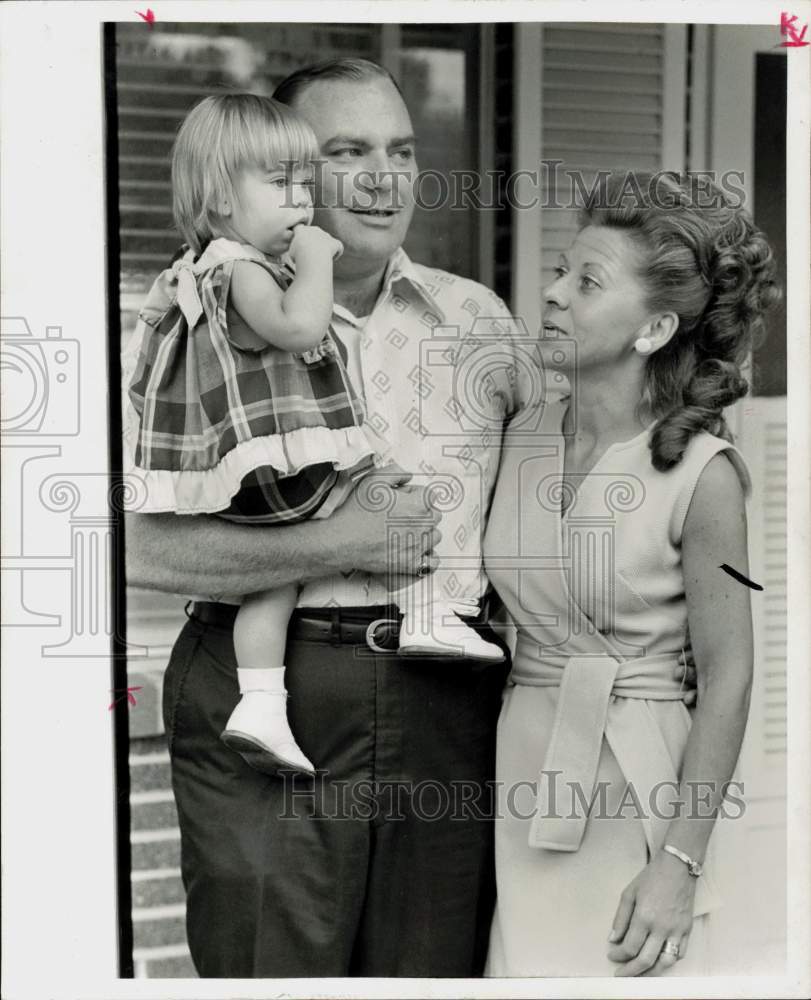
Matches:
[127,590,196,979]
[130,730,196,978]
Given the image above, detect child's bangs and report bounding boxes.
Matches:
[226,103,318,177]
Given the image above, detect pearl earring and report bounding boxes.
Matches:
[634,336,653,356]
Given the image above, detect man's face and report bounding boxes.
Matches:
[290,77,417,272]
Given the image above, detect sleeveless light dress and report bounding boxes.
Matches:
[482,395,750,977]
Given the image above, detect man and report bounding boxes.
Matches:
[124,58,522,977]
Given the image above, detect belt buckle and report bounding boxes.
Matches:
[365,617,398,654]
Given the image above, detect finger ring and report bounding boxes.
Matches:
[661,940,680,958]
[417,557,431,577]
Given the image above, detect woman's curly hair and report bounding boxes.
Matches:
[578,171,781,471]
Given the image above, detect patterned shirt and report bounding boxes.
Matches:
[122,247,536,610]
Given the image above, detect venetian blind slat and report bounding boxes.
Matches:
[738,401,788,795]
[539,25,665,289]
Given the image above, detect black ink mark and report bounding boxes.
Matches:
[720,564,764,591]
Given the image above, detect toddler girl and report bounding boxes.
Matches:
[128,94,503,778]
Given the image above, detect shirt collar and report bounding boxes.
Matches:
[333,247,446,326]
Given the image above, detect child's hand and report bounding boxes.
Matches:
[289,225,343,264]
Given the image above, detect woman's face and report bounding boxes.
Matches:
[540,225,653,374]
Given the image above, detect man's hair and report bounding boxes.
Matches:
[273,57,404,107]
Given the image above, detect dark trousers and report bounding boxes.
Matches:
[162,607,510,977]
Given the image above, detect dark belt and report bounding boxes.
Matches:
[189,601,404,652]
[188,600,491,654]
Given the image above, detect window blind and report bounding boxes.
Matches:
[539,23,665,287]
[743,399,788,795]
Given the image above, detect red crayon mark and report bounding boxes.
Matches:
[109,686,143,710]
[720,563,764,592]
[136,8,156,26]
[780,12,809,46]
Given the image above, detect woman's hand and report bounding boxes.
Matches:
[607,850,696,976]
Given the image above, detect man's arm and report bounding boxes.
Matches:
[122,263,439,599]
[126,480,442,597]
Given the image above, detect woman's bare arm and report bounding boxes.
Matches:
[663,452,753,855]
[608,452,753,975]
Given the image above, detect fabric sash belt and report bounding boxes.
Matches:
[513,649,686,855]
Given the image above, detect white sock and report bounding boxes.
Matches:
[237,667,286,694]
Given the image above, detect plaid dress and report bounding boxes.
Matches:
[128,238,379,523]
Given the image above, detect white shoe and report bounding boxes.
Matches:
[399,607,505,662]
[221,691,315,777]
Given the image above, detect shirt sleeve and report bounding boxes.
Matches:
[467,287,541,418]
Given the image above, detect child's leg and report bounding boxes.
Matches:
[222,585,315,775]
[233,585,297,671]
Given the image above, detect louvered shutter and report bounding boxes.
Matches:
[539,23,667,287]
[738,399,788,797]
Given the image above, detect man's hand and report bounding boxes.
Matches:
[674,649,698,707]
[318,471,442,578]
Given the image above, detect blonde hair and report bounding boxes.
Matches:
[171,93,318,253]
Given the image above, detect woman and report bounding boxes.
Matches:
[483,172,779,977]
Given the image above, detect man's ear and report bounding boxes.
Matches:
[641,311,679,353]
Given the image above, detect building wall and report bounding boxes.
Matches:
[127,592,191,977]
